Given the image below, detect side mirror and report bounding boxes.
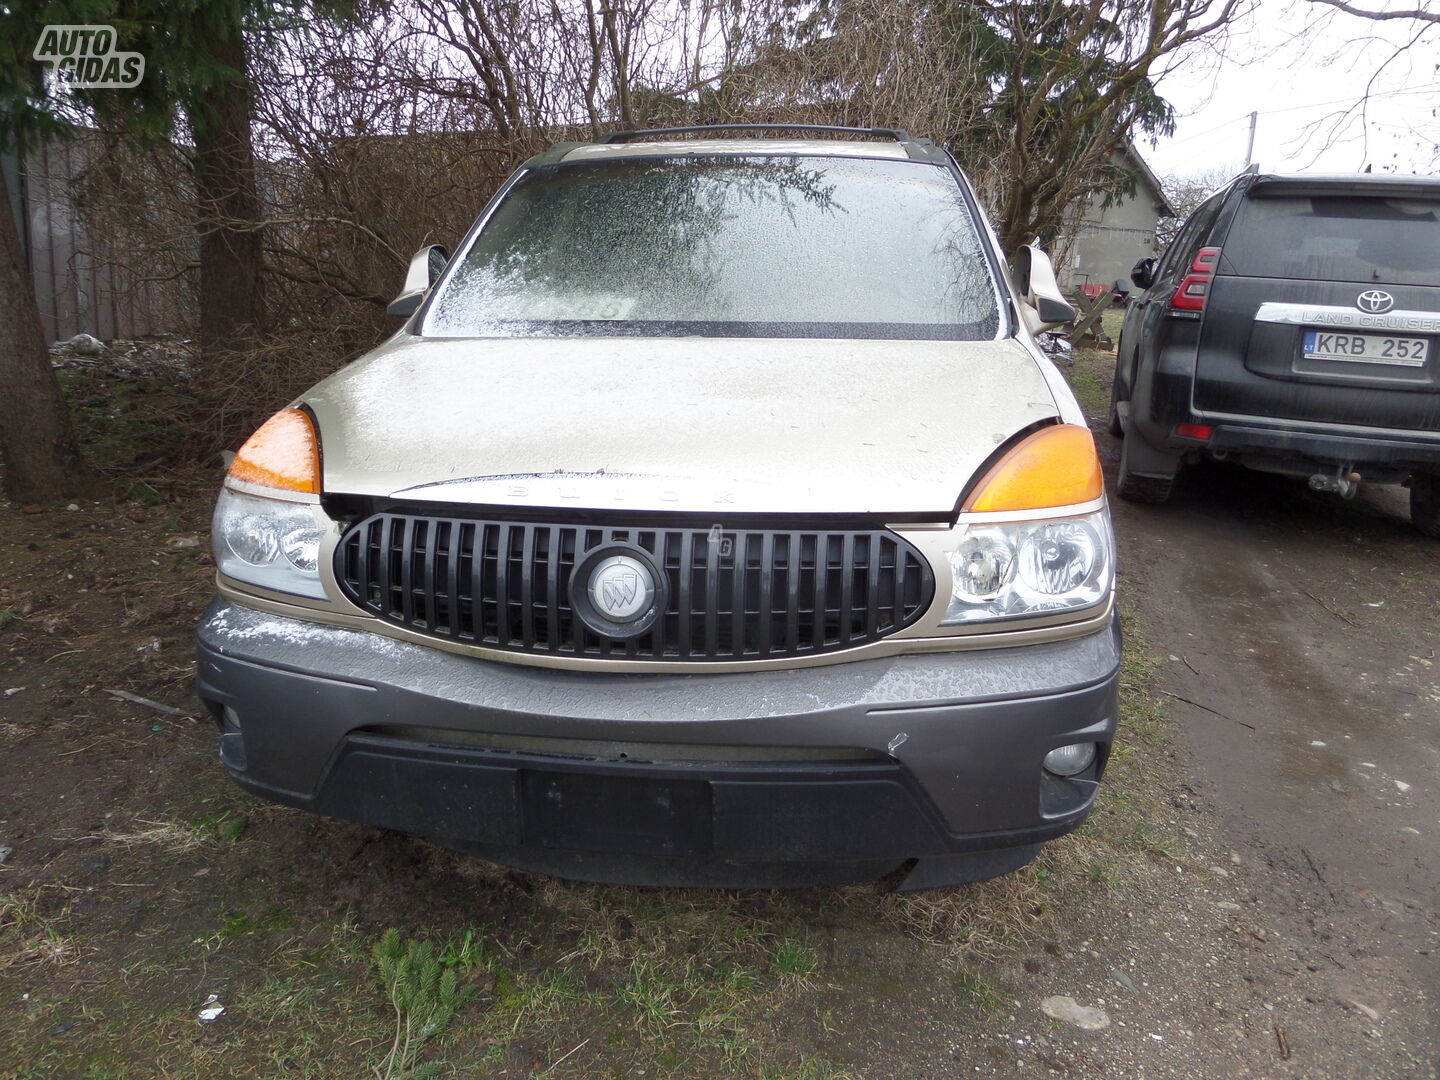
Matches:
[388,244,451,318]
[1130,257,1156,291]
[1011,244,1075,332]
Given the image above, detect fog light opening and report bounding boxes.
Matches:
[1043,741,1096,777]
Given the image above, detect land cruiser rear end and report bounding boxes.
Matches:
[195,126,1119,889]
[1112,172,1440,534]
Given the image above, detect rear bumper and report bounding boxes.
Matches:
[1202,418,1440,472]
[195,599,1121,887]
[1133,405,1440,475]
[1131,340,1440,474]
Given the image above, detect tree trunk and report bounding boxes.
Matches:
[189,26,264,369]
[0,164,98,504]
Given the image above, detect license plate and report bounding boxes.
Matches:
[1302,330,1429,367]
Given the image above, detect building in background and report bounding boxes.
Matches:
[1061,142,1172,296]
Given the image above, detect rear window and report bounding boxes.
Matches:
[424,155,1001,340]
[1224,194,1440,287]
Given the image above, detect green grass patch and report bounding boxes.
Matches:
[194,802,249,844]
[772,937,817,983]
[954,971,1007,1015]
[1066,366,1110,415]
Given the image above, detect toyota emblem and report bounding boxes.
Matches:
[1356,289,1394,314]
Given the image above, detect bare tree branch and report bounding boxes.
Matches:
[1305,0,1439,22]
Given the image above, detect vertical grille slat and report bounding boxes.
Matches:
[337,512,934,662]
[865,535,882,638]
[784,535,801,653]
[811,533,830,652]
[355,518,373,610]
[473,523,492,643]
[519,527,537,648]
[891,537,906,630]
[676,530,695,655]
[495,523,513,645]
[378,516,397,619]
[399,517,418,626]
[838,533,855,646]
[546,525,562,653]
[421,520,440,632]
[652,533,674,658]
[757,532,775,656]
[444,522,461,638]
[730,532,747,657]
[703,531,720,657]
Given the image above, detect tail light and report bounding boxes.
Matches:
[1171,246,1221,312]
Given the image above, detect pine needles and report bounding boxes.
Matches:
[372,929,473,1080]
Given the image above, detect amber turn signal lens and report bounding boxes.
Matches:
[963,424,1102,513]
[228,409,320,494]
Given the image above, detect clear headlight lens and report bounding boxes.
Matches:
[943,510,1112,625]
[212,485,328,599]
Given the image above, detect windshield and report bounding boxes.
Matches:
[1225,194,1440,288]
[424,155,1001,340]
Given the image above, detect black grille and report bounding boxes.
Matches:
[335,512,935,662]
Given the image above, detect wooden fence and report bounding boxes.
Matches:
[17,138,194,343]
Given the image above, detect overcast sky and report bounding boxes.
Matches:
[1143,0,1439,179]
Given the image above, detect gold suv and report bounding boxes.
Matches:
[197,126,1117,890]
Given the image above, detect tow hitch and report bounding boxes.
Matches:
[1308,469,1363,499]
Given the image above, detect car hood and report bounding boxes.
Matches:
[303,334,1059,516]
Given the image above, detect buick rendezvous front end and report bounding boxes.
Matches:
[196,126,1119,889]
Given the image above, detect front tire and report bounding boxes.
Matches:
[1411,473,1440,538]
[1116,434,1178,505]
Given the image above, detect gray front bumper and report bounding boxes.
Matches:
[196,599,1120,875]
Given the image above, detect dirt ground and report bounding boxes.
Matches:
[1,339,1437,1079]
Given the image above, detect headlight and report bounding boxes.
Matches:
[212,486,328,599]
[942,510,1112,625]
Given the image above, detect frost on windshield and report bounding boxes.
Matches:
[426,155,1000,340]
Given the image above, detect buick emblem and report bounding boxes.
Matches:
[587,555,654,622]
[1356,289,1394,314]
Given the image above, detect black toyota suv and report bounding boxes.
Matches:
[1110,170,1440,536]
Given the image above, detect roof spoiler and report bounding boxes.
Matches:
[1248,175,1440,200]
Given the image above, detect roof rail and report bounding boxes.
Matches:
[595,124,946,164]
[599,123,913,144]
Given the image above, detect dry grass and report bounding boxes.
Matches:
[0,893,79,972]
[80,819,208,854]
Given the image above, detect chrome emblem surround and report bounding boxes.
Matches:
[587,555,655,623]
[1356,289,1395,314]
